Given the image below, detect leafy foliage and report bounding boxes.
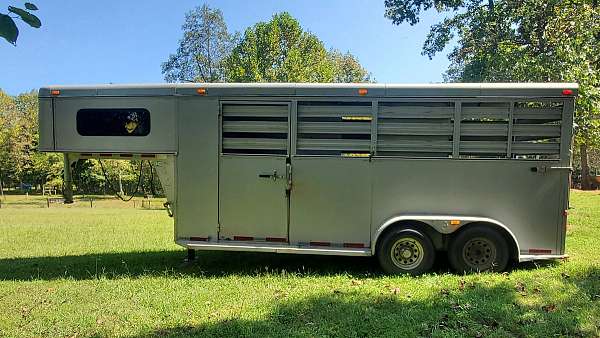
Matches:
[0,90,58,190]
[0,2,40,45]
[224,12,335,82]
[164,10,370,83]
[224,12,370,83]
[162,5,237,82]
[329,50,372,83]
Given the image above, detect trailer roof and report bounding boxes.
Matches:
[39,82,579,98]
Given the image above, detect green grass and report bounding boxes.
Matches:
[1,191,600,337]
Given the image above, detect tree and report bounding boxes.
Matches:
[224,12,370,83]
[225,12,332,82]
[329,50,372,83]
[0,2,40,45]
[162,4,236,82]
[385,0,600,189]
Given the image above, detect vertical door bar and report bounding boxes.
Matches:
[290,100,298,156]
[452,101,462,158]
[371,100,378,156]
[560,98,575,165]
[507,101,515,158]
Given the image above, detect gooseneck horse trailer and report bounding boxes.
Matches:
[38,83,576,275]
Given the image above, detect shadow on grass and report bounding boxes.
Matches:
[0,250,381,280]
[127,271,599,338]
[0,249,561,281]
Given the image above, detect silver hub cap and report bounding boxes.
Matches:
[462,237,496,270]
[391,237,424,270]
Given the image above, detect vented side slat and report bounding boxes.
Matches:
[460,124,508,136]
[461,106,509,120]
[297,103,372,154]
[222,104,288,154]
[223,121,288,133]
[514,108,562,120]
[377,139,453,153]
[297,105,370,117]
[222,105,288,117]
[512,142,561,154]
[378,106,453,119]
[222,138,287,151]
[378,122,452,136]
[298,139,370,151]
[512,124,561,137]
[460,141,507,153]
[298,122,370,134]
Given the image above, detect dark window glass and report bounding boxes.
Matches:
[77,108,150,136]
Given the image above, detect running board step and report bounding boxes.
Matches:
[178,240,372,256]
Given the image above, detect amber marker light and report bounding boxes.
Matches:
[197,88,207,95]
[358,88,368,96]
[50,90,60,96]
[450,220,461,225]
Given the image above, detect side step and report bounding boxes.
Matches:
[177,240,372,257]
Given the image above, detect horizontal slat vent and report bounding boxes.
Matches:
[222,104,288,155]
[297,102,371,155]
[512,101,563,160]
[377,102,454,157]
[459,102,510,158]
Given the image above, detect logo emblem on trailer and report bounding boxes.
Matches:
[124,112,139,134]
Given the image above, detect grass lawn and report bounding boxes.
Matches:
[1,191,600,337]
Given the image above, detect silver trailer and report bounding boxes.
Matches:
[38,83,576,274]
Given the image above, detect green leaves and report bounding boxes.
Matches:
[1,2,40,45]
[24,3,38,11]
[224,12,369,83]
[8,6,41,28]
[0,14,18,44]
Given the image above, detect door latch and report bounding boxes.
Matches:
[258,170,283,181]
[285,163,292,191]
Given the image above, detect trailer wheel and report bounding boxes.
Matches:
[377,228,435,275]
[448,225,509,273]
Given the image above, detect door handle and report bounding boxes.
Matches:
[258,170,283,181]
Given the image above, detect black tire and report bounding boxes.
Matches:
[448,225,509,273]
[377,228,435,275]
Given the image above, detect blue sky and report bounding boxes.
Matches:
[2,0,451,95]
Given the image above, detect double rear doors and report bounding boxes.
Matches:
[218,101,371,247]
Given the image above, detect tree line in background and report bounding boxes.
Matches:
[162,7,372,83]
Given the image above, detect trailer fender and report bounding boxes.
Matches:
[372,215,520,257]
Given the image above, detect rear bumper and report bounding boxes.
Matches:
[518,254,568,262]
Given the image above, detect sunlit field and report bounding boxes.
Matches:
[1,191,599,337]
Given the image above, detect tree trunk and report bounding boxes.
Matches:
[580,144,592,190]
[118,165,124,196]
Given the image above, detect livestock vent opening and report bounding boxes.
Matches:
[297,101,372,156]
[377,102,454,158]
[221,104,288,155]
[459,102,510,158]
[512,101,562,160]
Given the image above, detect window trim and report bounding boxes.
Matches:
[76,108,151,137]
